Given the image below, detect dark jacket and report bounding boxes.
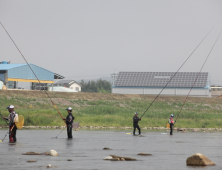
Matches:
[133,116,141,124]
[66,113,74,125]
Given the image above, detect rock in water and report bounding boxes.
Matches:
[103,147,111,150]
[137,153,152,156]
[110,158,120,161]
[49,150,58,156]
[40,151,50,155]
[47,164,52,168]
[22,152,40,155]
[103,156,113,160]
[103,155,137,161]
[110,155,137,161]
[27,160,37,163]
[186,153,215,166]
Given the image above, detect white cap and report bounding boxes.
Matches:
[7,105,14,109]
[135,112,138,115]
[66,107,72,110]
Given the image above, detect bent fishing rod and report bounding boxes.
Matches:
[0,22,66,126]
[174,29,222,124]
[140,26,214,119]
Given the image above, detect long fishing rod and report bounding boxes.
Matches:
[0,112,9,125]
[140,27,214,119]
[0,112,9,142]
[175,29,222,124]
[0,22,66,125]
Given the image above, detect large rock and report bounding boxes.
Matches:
[186,153,215,166]
[49,150,58,156]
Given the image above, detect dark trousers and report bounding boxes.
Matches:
[67,124,73,138]
[9,125,17,142]
[133,123,141,135]
[170,123,174,135]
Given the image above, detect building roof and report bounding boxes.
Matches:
[55,80,80,86]
[0,63,64,80]
[0,64,27,70]
[114,72,209,88]
[54,73,65,79]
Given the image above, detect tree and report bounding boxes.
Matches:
[79,79,111,93]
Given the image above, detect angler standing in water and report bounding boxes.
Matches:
[3,105,18,143]
[169,114,175,135]
[63,107,74,139]
[133,112,141,136]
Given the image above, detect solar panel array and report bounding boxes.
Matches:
[115,72,208,88]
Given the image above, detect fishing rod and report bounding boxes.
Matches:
[0,112,9,125]
[52,126,66,139]
[0,22,66,126]
[175,29,222,124]
[140,26,214,119]
[0,112,9,142]
[0,112,15,142]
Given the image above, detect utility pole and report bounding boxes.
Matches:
[110,73,118,93]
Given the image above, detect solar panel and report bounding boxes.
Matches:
[114,72,209,88]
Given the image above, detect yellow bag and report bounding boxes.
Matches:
[166,123,170,128]
[15,115,24,129]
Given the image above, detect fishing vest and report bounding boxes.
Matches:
[169,117,174,124]
[9,111,18,126]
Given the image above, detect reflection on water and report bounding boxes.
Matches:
[0,129,222,170]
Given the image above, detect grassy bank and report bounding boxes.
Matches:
[0,90,222,128]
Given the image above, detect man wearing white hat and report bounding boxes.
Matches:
[3,105,18,142]
[63,107,74,138]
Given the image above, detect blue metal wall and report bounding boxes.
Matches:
[0,73,4,82]
[7,64,54,81]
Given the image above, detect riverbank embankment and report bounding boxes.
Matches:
[1,90,222,128]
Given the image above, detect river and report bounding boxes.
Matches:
[0,129,222,170]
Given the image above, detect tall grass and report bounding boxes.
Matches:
[0,95,222,128]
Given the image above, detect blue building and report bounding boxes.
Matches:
[0,61,64,90]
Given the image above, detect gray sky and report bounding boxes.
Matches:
[0,0,222,84]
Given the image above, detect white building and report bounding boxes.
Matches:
[112,72,211,97]
[54,80,81,92]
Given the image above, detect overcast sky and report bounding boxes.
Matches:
[0,0,222,84]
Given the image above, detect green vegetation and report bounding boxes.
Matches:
[79,79,111,93]
[1,91,222,128]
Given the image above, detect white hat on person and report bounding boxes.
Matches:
[66,107,72,110]
[6,105,14,109]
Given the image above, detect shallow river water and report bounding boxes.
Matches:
[0,129,222,170]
